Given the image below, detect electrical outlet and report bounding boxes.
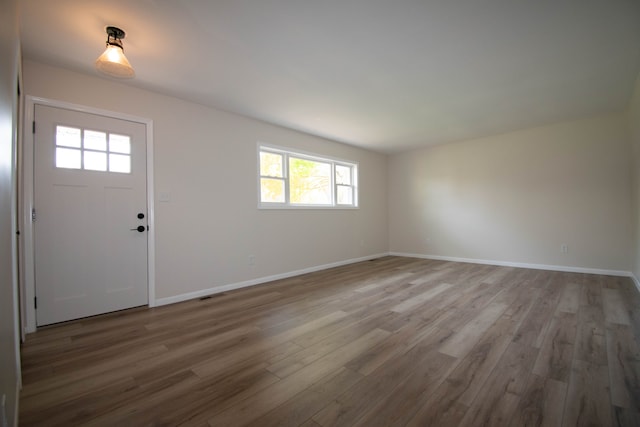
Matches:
[560,244,568,254]
[248,255,255,266]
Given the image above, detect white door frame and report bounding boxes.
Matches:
[22,96,156,333]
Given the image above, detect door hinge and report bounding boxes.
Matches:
[31,208,36,222]
[34,297,37,309]
[32,120,35,134]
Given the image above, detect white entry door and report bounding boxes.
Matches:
[34,104,148,326]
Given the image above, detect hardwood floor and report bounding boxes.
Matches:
[19,256,640,426]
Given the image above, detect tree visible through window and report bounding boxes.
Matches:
[289,157,331,204]
[258,145,358,208]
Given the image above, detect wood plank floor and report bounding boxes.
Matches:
[19,256,640,426]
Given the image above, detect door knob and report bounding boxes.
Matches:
[130,225,146,232]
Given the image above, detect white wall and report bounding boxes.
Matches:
[23,60,388,301]
[0,0,21,424]
[629,73,640,282]
[389,114,633,272]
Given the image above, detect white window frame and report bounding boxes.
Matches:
[258,143,359,209]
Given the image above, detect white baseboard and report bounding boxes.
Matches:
[388,252,633,277]
[632,273,640,294]
[3,381,19,427]
[155,252,639,307]
[154,253,388,307]
[13,380,19,427]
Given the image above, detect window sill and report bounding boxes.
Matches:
[258,204,359,210]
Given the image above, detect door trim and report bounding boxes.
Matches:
[22,96,156,333]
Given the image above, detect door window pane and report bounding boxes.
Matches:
[84,130,107,151]
[109,134,131,154]
[56,147,81,169]
[56,126,81,148]
[54,126,132,174]
[84,151,107,171]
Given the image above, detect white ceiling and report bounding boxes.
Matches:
[19,0,640,153]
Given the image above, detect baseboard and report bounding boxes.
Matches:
[3,381,20,427]
[388,252,632,277]
[13,380,19,427]
[155,252,637,307]
[154,253,388,307]
[632,273,640,294]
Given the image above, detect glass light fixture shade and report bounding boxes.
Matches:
[95,44,135,78]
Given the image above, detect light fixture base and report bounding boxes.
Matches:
[105,26,126,40]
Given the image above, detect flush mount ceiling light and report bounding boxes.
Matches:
[95,26,135,78]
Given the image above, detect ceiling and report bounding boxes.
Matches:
[19,0,640,153]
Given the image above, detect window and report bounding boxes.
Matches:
[259,145,358,208]
[55,125,131,173]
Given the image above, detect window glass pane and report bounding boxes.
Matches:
[109,134,131,154]
[84,130,107,151]
[260,151,283,177]
[336,165,351,185]
[261,178,285,203]
[84,151,107,171]
[337,185,353,205]
[56,147,81,169]
[289,157,331,205]
[56,126,81,148]
[109,154,131,173]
